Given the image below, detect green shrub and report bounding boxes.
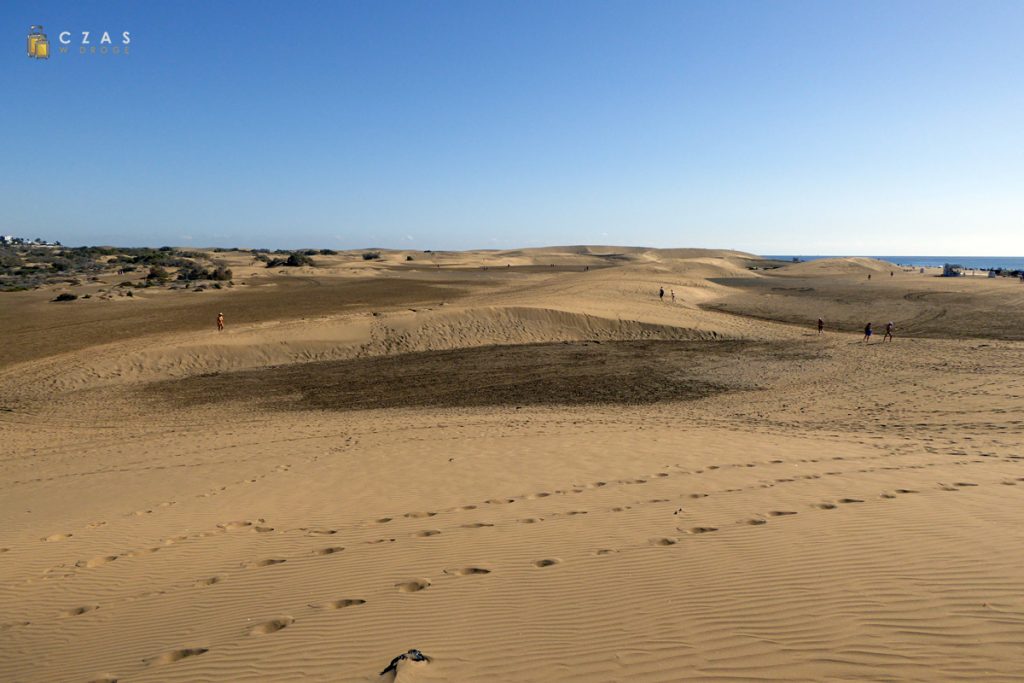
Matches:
[266,252,315,268]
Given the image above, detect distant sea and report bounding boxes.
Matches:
[763,255,1024,271]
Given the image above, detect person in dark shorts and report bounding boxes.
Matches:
[817,318,824,335]
[863,322,873,342]
[659,287,664,301]
[884,321,894,341]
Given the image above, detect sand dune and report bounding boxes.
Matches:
[2,248,1023,681]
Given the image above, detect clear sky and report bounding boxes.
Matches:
[2,1,1022,254]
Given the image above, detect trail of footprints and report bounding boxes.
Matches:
[31,450,890,547]
[70,471,1020,678]
[33,454,1020,587]
[23,456,1021,676]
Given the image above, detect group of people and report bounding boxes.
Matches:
[658,287,676,302]
[817,317,894,343]
[863,321,894,343]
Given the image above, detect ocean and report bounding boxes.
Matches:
[763,256,1024,271]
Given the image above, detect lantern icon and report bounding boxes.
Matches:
[27,25,50,59]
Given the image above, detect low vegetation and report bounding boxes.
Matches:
[0,242,237,292]
[265,252,315,268]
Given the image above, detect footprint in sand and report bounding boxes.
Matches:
[743,518,768,526]
[314,547,345,555]
[248,616,294,635]
[77,555,119,569]
[769,511,798,516]
[62,605,99,617]
[450,567,491,576]
[243,559,286,568]
[815,503,837,510]
[311,599,366,609]
[649,537,678,545]
[404,511,437,519]
[195,576,223,586]
[533,558,561,567]
[684,526,718,534]
[396,579,431,593]
[148,648,208,666]
[838,498,864,504]
[413,530,441,537]
[43,533,72,542]
[595,548,618,555]
[461,522,494,528]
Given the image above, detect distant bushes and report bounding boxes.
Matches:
[362,252,381,261]
[266,252,315,268]
[147,265,170,281]
[53,292,78,302]
[177,263,233,281]
[319,249,337,255]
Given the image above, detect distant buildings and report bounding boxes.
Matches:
[0,236,59,247]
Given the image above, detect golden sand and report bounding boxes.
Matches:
[2,248,1023,681]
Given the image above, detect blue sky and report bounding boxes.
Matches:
[2,1,1022,253]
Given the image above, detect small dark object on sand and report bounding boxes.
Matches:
[380,649,430,675]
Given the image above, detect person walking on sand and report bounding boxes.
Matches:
[217,312,225,331]
[817,318,824,335]
[659,287,664,301]
[863,322,873,343]
[884,321,894,342]
[671,289,676,302]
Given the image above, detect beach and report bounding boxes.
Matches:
[2,246,1023,682]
